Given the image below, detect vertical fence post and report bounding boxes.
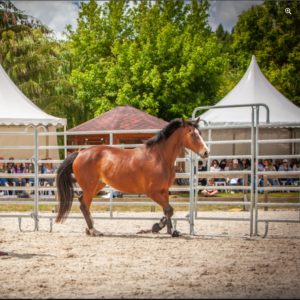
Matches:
[254,106,260,235]
[109,132,113,218]
[188,149,197,235]
[250,106,255,236]
[33,126,39,231]
[63,124,67,159]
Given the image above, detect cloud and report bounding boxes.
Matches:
[11,0,264,38]
[12,0,79,40]
[208,0,263,32]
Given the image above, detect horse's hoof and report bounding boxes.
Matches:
[86,228,103,237]
[152,223,161,233]
[171,230,180,237]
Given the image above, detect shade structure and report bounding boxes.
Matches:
[200,55,300,127]
[68,105,167,146]
[0,63,66,159]
[199,56,300,156]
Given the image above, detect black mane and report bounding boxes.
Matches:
[145,118,198,147]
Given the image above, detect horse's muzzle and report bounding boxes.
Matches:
[200,150,210,159]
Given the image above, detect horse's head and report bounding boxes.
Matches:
[182,118,210,159]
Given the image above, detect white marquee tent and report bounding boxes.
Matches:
[0,63,66,160]
[199,56,300,156]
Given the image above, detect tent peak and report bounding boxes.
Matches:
[0,64,66,127]
[200,55,300,126]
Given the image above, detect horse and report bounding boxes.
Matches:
[55,117,209,237]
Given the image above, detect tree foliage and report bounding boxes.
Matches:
[0,0,77,127]
[1,0,299,128]
[67,0,228,121]
[232,0,300,104]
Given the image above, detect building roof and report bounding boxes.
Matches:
[0,63,66,126]
[200,55,300,126]
[69,105,167,132]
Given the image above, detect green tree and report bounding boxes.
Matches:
[0,0,44,31]
[232,0,300,104]
[67,0,130,124]
[0,0,77,127]
[68,0,228,121]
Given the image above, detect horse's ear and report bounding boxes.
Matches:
[181,118,187,127]
[195,117,201,125]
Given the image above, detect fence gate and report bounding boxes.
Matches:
[189,104,270,236]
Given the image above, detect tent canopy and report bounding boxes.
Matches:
[0,64,66,159]
[200,56,300,127]
[0,64,66,126]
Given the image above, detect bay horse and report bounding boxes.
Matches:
[55,118,209,237]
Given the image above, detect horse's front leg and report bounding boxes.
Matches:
[163,204,180,237]
[147,190,180,237]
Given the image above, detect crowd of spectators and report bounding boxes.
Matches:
[0,157,57,197]
[198,158,300,189]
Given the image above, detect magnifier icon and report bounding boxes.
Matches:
[285,8,292,14]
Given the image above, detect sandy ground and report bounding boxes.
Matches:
[0,210,300,299]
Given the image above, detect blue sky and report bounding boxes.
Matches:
[11,0,264,40]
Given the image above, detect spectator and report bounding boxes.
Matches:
[257,159,264,172]
[12,162,27,197]
[262,159,279,186]
[292,160,300,186]
[274,159,282,171]
[217,159,227,187]
[241,158,251,186]
[41,158,56,195]
[228,159,243,193]
[241,159,251,170]
[229,159,242,181]
[198,160,207,186]
[210,160,220,172]
[278,159,293,185]
[219,159,227,171]
[210,159,223,183]
[6,157,15,192]
[24,162,35,194]
[103,189,123,198]
[175,163,189,186]
[0,157,9,196]
[42,158,56,185]
[201,178,218,197]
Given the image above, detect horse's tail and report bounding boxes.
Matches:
[55,151,79,223]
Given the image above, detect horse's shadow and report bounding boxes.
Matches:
[93,232,199,240]
[1,251,54,259]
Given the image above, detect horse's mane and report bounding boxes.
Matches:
[145,118,198,147]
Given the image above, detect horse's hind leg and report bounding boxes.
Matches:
[78,183,105,237]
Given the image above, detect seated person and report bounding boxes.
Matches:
[229,159,243,185]
[12,162,27,197]
[278,159,293,185]
[0,157,9,196]
[262,159,279,186]
[103,189,123,198]
[201,178,218,197]
[198,160,207,186]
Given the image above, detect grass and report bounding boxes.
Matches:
[0,192,299,213]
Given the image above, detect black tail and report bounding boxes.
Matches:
[55,151,79,223]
